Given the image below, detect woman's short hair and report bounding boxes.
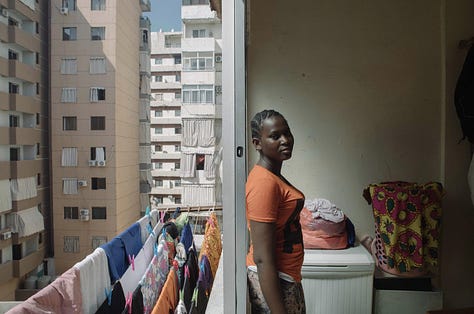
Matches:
[250,109,287,139]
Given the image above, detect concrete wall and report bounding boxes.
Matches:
[248,0,474,308]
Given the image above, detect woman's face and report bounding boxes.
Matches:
[255,116,294,163]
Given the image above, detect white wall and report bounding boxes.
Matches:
[248,0,474,308]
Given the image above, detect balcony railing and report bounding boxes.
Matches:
[151,169,182,177]
[151,151,181,160]
[13,247,45,278]
[150,116,182,125]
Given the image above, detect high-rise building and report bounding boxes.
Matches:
[0,0,49,301]
[150,0,222,210]
[50,0,151,274]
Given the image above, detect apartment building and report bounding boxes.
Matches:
[50,0,151,273]
[180,0,222,207]
[0,0,49,301]
[149,31,183,208]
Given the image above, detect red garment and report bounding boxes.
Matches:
[246,165,305,282]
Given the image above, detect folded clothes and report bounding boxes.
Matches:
[304,198,345,223]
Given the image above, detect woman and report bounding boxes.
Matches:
[246,109,306,313]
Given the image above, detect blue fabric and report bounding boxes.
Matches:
[117,222,143,259]
[101,238,127,283]
[180,222,194,253]
[346,217,355,248]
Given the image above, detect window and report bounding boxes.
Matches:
[9,115,19,127]
[153,75,163,82]
[175,110,181,117]
[175,92,181,100]
[91,177,106,190]
[90,147,106,160]
[175,179,181,187]
[154,93,163,101]
[182,0,209,5]
[175,162,180,170]
[36,82,40,95]
[90,87,106,101]
[91,27,105,40]
[156,162,163,169]
[62,0,76,10]
[36,52,40,65]
[8,49,18,60]
[91,0,106,10]
[90,116,105,130]
[91,236,107,249]
[8,18,18,26]
[141,29,149,45]
[92,207,106,219]
[10,148,19,161]
[156,196,163,204]
[192,29,206,38]
[63,236,80,253]
[37,173,41,186]
[63,116,77,130]
[155,144,162,152]
[90,57,106,74]
[196,154,205,170]
[175,144,181,152]
[63,27,77,41]
[36,113,40,125]
[61,147,78,166]
[36,143,40,156]
[63,178,78,194]
[154,110,163,117]
[61,58,77,74]
[154,127,163,134]
[175,127,182,134]
[9,83,19,94]
[61,88,77,102]
[182,85,214,103]
[35,22,39,34]
[155,180,163,187]
[154,58,162,65]
[174,56,181,64]
[183,52,213,71]
[64,207,79,219]
[175,197,181,204]
[176,74,181,82]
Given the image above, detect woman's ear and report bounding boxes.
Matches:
[252,138,261,151]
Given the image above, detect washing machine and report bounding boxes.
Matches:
[301,245,375,314]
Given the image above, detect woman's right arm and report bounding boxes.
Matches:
[250,220,286,314]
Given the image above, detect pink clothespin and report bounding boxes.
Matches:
[128,254,135,271]
[184,265,190,278]
[125,292,133,314]
[160,211,166,223]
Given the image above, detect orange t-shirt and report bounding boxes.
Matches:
[246,165,305,282]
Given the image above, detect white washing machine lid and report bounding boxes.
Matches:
[302,245,375,273]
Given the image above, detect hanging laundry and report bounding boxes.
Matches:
[151,267,179,314]
[95,281,126,314]
[198,212,222,278]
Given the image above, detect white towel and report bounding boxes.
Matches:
[304,198,345,223]
[74,248,111,314]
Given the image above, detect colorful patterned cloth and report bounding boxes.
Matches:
[367,181,444,275]
[198,212,222,278]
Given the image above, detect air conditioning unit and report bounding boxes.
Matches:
[97,160,106,167]
[79,209,89,221]
[88,160,97,167]
[0,231,12,240]
[1,8,8,17]
[215,55,222,63]
[78,180,87,187]
[60,7,68,15]
[215,85,222,94]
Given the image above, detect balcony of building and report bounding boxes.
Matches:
[150,99,182,108]
[150,116,181,125]
[0,56,8,77]
[181,71,216,85]
[181,103,222,118]
[0,261,13,286]
[140,0,151,12]
[150,81,181,90]
[0,22,8,42]
[9,59,40,83]
[0,127,9,144]
[0,161,10,180]
[9,93,41,114]
[13,246,44,278]
[0,91,8,111]
[151,134,181,142]
[8,25,40,53]
[7,0,36,21]
[9,127,41,145]
[181,37,216,52]
[151,151,181,160]
[182,4,219,23]
[151,64,182,73]
[10,159,42,179]
[150,186,183,195]
[12,191,41,212]
[151,169,181,177]
[140,16,151,29]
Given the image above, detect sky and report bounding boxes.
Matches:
[144,0,182,32]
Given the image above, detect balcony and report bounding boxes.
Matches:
[0,161,10,180]
[140,0,151,12]
[0,56,8,77]
[0,127,9,144]
[151,134,181,142]
[181,103,222,118]
[7,0,37,21]
[182,37,216,52]
[151,169,181,177]
[0,91,8,111]
[9,60,40,83]
[151,64,182,72]
[10,159,42,179]
[9,127,41,145]
[13,247,45,278]
[0,22,8,43]
[8,26,40,53]
[150,99,182,108]
[0,261,13,286]
[9,93,41,114]
[0,229,12,250]
[12,193,40,212]
[150,186,183,195]
[150,81,181,90]
[140,16,151,29]
[182,4,219,22]
[150,116,181,125]
[151,151,181,160]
